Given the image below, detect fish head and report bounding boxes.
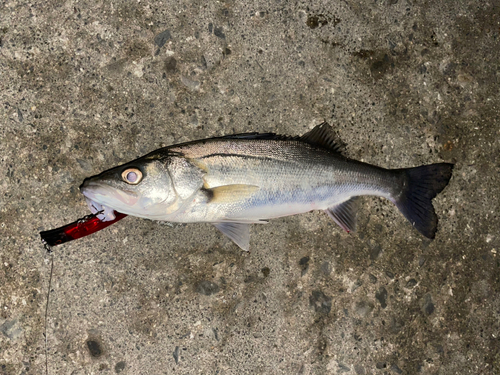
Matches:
[80,156,176,221]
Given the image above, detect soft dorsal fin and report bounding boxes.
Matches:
[300,122,345,154]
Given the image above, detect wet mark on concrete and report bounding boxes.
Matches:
[105,58,127,74]
[164,56,177,73]
[299,256,310,276]
[0,319,22,341]
[261,267,270,277]
[352,49,375,59]
[370,54,392,80]
[124,40,150,61]
[421,293,435,315]
[338,362,351,373]
[309,290,332,314]
[114,361,126,373]
[390,316,404,334]
[369,243,382,260]
[306,14,340,29]
[317,335,328,354]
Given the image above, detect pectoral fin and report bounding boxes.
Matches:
[325,197,358,233]
[208,184,259,204]
[213,222,251,251]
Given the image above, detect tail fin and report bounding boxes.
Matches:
[394,163,453,239]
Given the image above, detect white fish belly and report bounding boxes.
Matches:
[229,200,335,221]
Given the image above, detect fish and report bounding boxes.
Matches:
[80,123,453,250]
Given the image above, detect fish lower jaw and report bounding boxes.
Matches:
[84,197,117,222]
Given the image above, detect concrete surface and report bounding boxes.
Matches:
[1,0,499,374]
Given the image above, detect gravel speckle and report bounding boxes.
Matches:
[375,287,388,309]
[390,363,403,374]
[173,346,180,364]
[354,300,374,318]
[376,362,386,369]
[154,29,171,48]
[196,280,220,296]
[181,76,200,91]
[320,261,332,275]
[406,278,418,288]
[86,340,102,358]
[421,294,435,315]
[354,363,366,374]
[214,26,225,39]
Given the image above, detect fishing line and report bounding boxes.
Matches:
[44,244,54,375]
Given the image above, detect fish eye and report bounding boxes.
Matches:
[121,168,143,185]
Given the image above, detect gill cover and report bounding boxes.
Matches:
[123,153,207,216]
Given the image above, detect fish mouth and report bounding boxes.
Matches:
[80,182,137,222]
[83,196,117,222]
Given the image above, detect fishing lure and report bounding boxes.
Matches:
[39,212,127,250]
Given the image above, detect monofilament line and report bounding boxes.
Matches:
[44,249,54,375]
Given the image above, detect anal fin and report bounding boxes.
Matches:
[213,222,251,251]
[325,197,358,233]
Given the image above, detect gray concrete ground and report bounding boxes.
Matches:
[1,0,499,374]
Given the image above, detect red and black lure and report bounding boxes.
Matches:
[39,212,127,251]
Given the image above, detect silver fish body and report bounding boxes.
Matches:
[80,123,453,250]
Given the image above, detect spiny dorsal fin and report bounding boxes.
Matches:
[300,122,345,154]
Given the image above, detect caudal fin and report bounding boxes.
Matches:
[394,163,453,239]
